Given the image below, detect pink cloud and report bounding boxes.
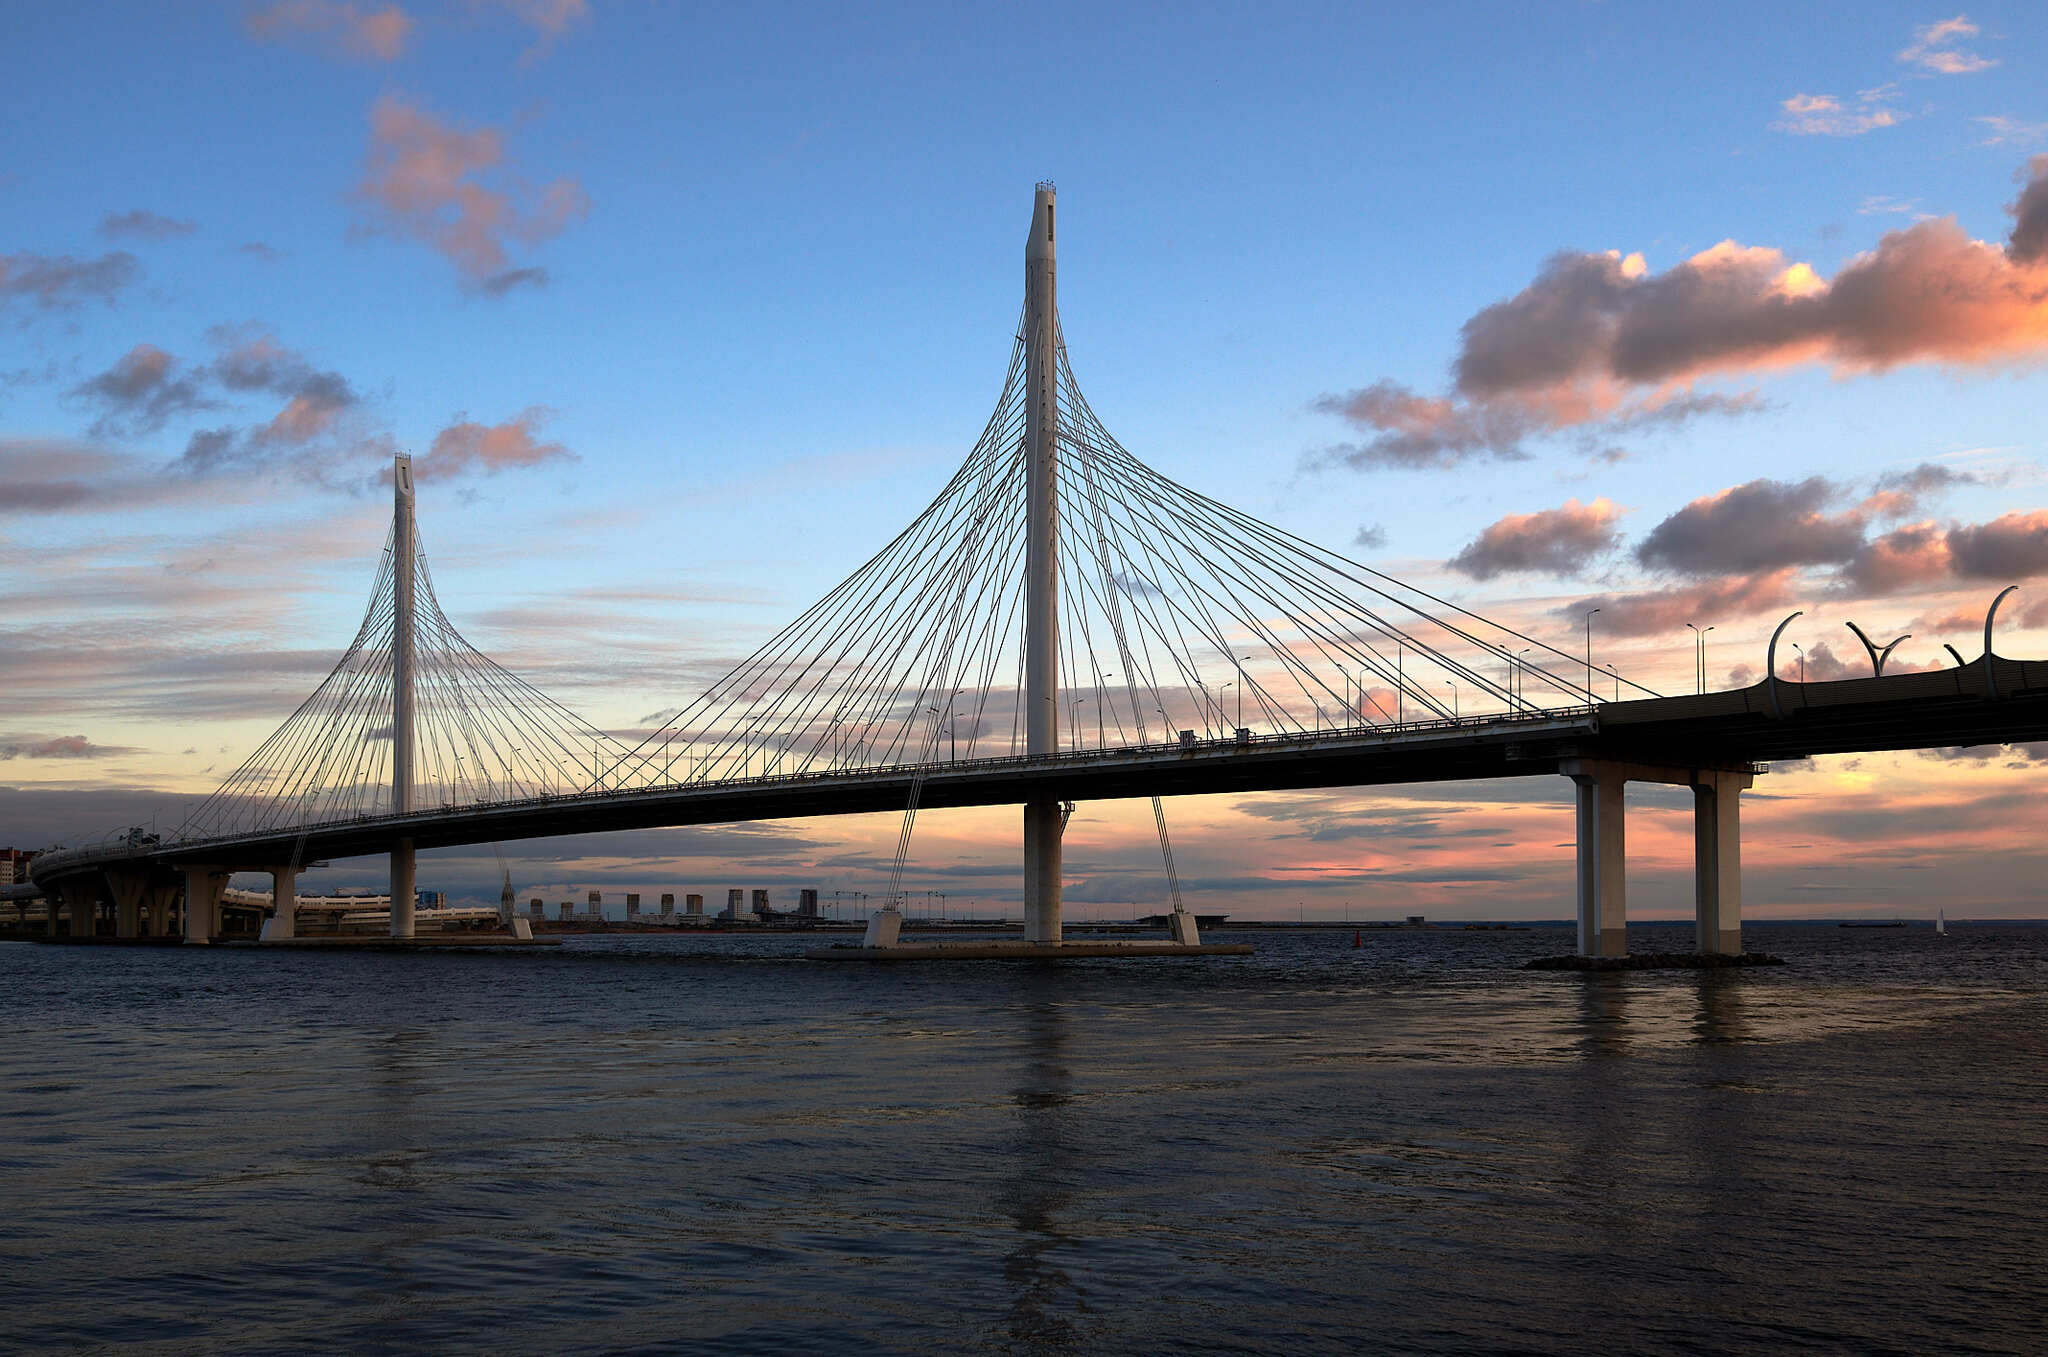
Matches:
[1842,522,1953,593]
[413,407,573,480]
[466,0,590,64]
[1559,569,1798,639]
[1772,91,1899,137]
[0,734,139,760]
[98,210,198,241]
[1318,158,2048,469]
[1447,497,1621,580]
[0,251,139,312]
[351,95,588,291]
[247,1,415,61]
[69,344,215,436]
[1841,511,2048,593]
[1898,15,1996,75]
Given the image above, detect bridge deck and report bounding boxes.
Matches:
[32,655,2048,884]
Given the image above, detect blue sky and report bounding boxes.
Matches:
[6,3,2048,917]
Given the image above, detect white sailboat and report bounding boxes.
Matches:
[1935,908,1947,936]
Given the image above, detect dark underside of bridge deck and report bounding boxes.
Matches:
[45,654,2028,880]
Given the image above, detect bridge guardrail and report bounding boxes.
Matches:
[164,704,1601,856]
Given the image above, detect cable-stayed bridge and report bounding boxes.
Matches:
[28,186,2048,958]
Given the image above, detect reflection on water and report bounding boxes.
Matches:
[1000,985,1080,1353]
[1574,972,1631,1059]
[3,924,2046,1354]
[1691,971,1751,1046]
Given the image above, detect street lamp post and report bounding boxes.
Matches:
[1445,681,1458,719]
[1794,642,1806,684]
[1686,622,1715,695]
[1584,607,1601,701]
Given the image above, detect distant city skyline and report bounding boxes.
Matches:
[6,3,2048,917]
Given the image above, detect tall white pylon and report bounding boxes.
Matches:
[1022,182,1063,944]
[390,453,417,939]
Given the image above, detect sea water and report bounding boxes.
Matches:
[3,922,2044,1354]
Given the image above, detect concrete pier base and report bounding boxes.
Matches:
[1561,759,1756,960]
[809,938,1251,962]
[260,866,298,942]
[253,934,560,949]
[862,906,903,949]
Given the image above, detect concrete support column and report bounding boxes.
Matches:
[1572,767,1627,958]
[262,866,299,942]
[1023,801,1064,944]
[59,880,99,940]
[106,871,148,940]
[146,886,174,938]
[390,841,415,939]
[181,867,228,945]
[1693,771,1752,956]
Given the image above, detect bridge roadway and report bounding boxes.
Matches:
[31,653,2048,886]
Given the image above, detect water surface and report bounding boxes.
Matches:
[3,922,2043,1354]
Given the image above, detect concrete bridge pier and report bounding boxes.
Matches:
[1561,760,1756,958]
[390,843,415,939]
[182,867,229,945]
[261,866,299,942]
[1692,770,1751,956]
[105,870,150,939]
[146,883,175,937]
[1023,800,1064,944]
[56,879,99,940]
[1570,764,1627,958]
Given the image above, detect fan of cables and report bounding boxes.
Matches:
[606,312,1646,793]
[178,522,636,842]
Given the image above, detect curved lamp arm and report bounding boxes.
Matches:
[1844,621,1911,677]
[1985,585,2019,700]
[1766,611,1803,720]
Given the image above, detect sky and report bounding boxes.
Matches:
[6,1,2048,921]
